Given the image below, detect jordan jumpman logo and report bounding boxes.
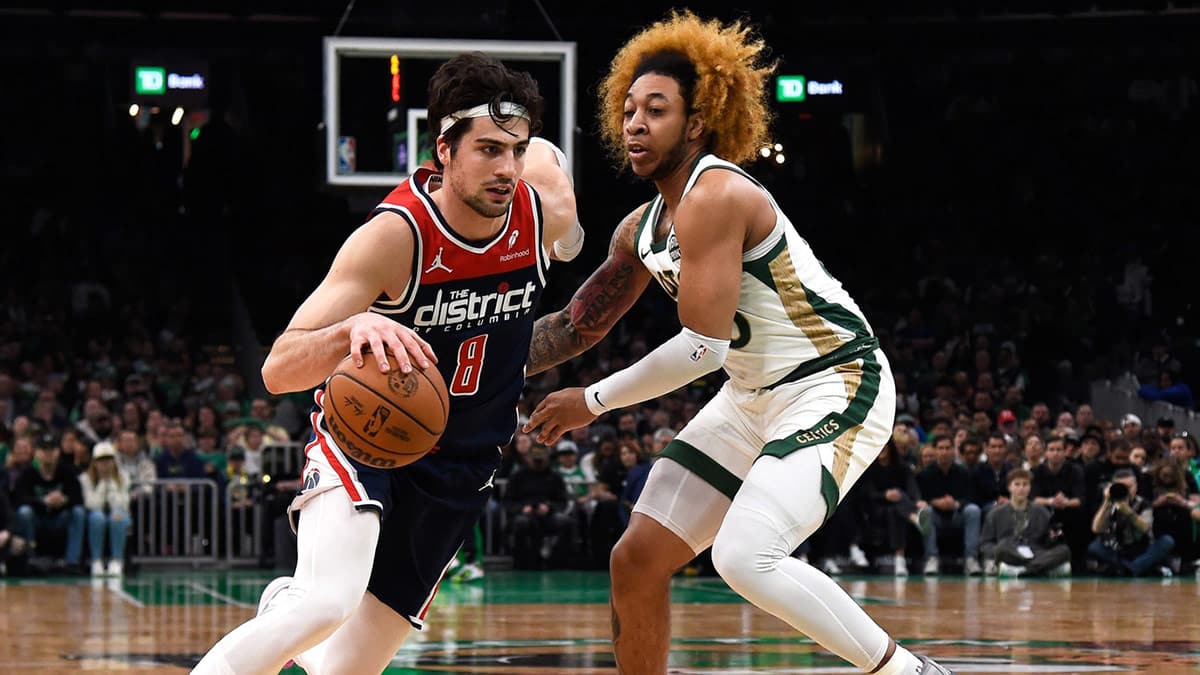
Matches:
[425,247,453,274]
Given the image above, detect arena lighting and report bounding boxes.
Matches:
[760,146,771,158]
[171,107,184,126]
[189,127,201,141]
[128,103,139,117]
[775,154,786,164]
[390,54,401,103]
[774,143,782,152]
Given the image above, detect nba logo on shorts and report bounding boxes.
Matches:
[363,405,391,437]
[303,467,321,492]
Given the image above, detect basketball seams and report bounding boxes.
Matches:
[415,367,450,423]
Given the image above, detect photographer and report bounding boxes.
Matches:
[1087,468,1174,576]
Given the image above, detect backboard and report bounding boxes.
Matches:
[323,37,576,188]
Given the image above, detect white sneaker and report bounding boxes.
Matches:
[918,655,954,674]
[257,576,294,617]
[107,560,123,577]
[998,562,1026,578]
[1049,561,1071,578]
[453,562,484,582]
[849,545,869,568]
[894,556,909,577]
[965,557,982,576]
[983,559,998,576]
[91,560,105,577]
[923,557,940,575]
[822,559,842,575]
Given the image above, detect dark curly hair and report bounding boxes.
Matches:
[427,52,545,170]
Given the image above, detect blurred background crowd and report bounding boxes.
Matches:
[0,1,1197,580]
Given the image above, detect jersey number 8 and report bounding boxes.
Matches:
[450,334,488,396]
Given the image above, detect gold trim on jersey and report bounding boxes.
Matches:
[768,250,842,356]
[830,361,864,486]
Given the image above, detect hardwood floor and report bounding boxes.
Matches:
[0,571,1196,673]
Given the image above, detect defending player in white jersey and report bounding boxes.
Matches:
[525,11,952,675]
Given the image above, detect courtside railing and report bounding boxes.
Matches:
[131,479,221,566]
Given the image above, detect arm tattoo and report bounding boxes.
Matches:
[526,210,649,375]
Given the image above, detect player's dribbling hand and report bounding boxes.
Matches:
[523,387,596,445]
[346,312,437,374]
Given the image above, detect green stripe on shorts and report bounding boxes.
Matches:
[760,351,883,459]
[820,465,839,522]
[657,440,742,501]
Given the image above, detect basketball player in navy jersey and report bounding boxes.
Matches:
[193,53,583,675]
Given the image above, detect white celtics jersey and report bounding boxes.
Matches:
[635,154,877,390]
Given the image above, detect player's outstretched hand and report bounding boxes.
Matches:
[524,387,596,445]
[346,311,437,374]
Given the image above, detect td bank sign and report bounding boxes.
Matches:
[135,66,206,95]
[131,63,209,105]
[776,75,845,102]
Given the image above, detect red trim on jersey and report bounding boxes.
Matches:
[374,169,542,284]
[310,389,363,502]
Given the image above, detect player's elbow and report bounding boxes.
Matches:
[261,356,287,395]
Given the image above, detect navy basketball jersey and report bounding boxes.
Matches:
[366,167,549,452]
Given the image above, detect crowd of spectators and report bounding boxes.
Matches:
[0,293,307,574]
[503,370,1199,578]
[1,25,1196,581]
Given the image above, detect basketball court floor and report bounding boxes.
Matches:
[1,569,1196,673]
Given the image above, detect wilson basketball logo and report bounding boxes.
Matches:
[363,405,391,438]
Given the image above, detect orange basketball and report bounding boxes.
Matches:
[323,353,449,469]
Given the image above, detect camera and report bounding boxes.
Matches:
[1108,482,1129,501]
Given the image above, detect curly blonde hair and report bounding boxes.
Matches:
[598,10,775,167]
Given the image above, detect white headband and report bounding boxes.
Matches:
[438,101,530,135]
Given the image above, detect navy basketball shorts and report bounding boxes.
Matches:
[292,395,499,629]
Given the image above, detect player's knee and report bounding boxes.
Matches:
[610,530,666,581]
[710,529,758,590]
[298,591,360,634]
[711,508,790,590]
